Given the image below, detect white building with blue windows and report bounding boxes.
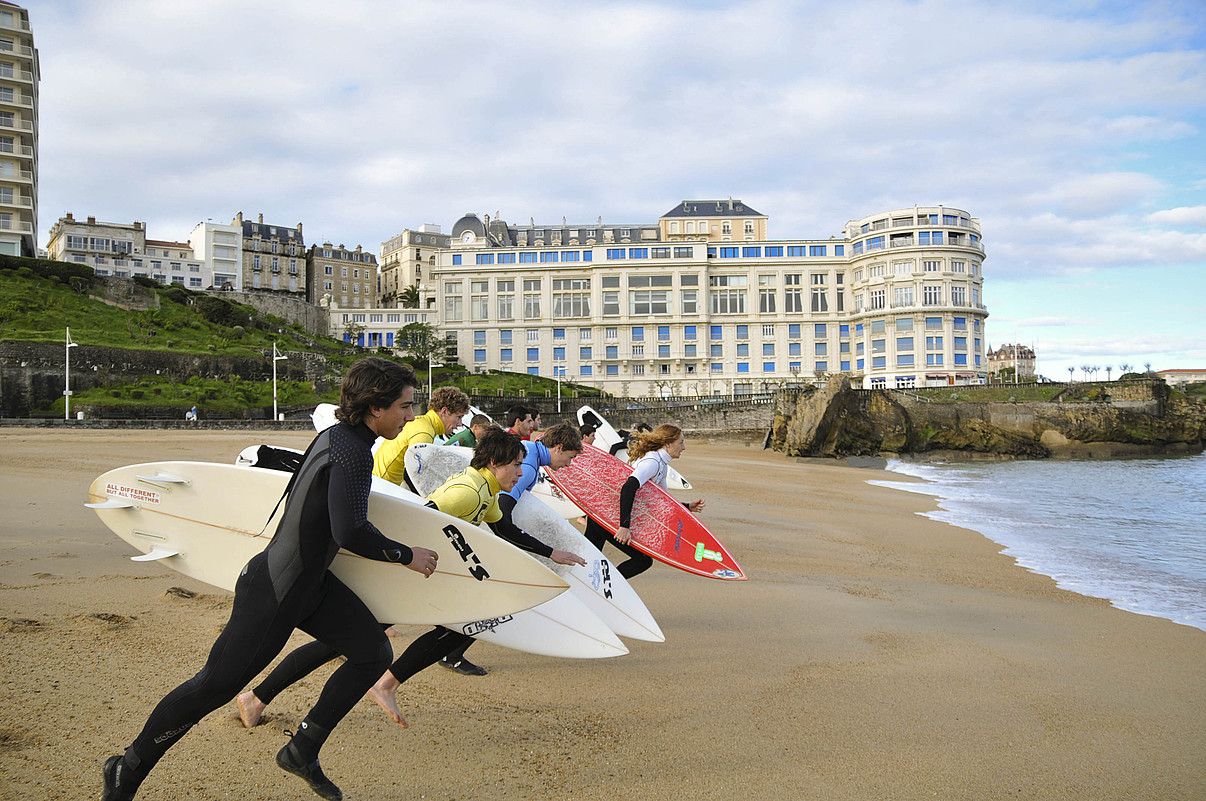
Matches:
[410,201,988,396]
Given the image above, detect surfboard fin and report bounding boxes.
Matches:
[137,472,190,486]
[131,547,179,562]
[85,498,135,509]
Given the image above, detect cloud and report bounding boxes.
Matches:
[1146,206,1206,226]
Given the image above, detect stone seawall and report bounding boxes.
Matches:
[220,290,329,337]
[771,377,1205,459]
[0,340,331,417]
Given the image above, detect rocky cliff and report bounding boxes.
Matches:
[770,377,1206,458]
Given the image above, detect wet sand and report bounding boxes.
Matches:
[0,428,1203,800]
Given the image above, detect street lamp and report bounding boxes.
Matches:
[272,342,287,422]
[555,365,564,413]
[427,350,444,402]
[64,327,77,420]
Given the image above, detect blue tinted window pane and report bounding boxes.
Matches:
[763,343,774,356]
[787,246,805,256]
[788,323,800,338]
[632,326,644,341]
[789,343,801,356]
[809,245,826,256]
[540,252,558,263]
[658,345,670,357]
[452,254,462,265]
[872,356,885,368]
[954,353,968,366]
[527,347,539,361]
[710,325,723,340]
[737,343,749,357]
[742,247,761,258]
[736,325,748,339]
[607,364,619,375]
[500,348,512,361]
[815,343,827,356]
[710,362,722,372]
[658,325,670,340]
[834,245,844,256]
[684,325,697,339]
[580,365,593,376]
[763,362,775,372]
[583,251,593,262]
[719,247,739,258]
[839,324,850,336]
[814,324,827,337]
[607,249,625,260]
[606,345,618,359]
[561,251,579,262]
[500,329,512,345]
[710,344,723,357]
[737,363,749,373]
[473,330,486,346]
[765,246,783,257]
[497,253,516,264]
[553,347,565,360]
[841,361,850,371]
[629,248,648,259]
[580,346,592,359]
[528,367,539,375]
[476,253,494,265]
[474,349,486,362]
[519,252,537,263]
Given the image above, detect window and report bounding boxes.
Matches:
[628,248,648,259]
[474,349,487,363]
[953,317,967,330]
[580,365,594,376]
[893,286,914,307]
[736,325,749,339]
[894,261,913,276]
[519,252,538,263]
[815,361,828,372]
[719,246,739,258]
[580,346,592,360]
[923,285,943,306]
[789,343,801,356]
[633,364,645,376]
[554,346,565,361]
[561,251,579,262]
[918,231,944,245]
[607,364,619,376]
[737,344,749,357]
[951,260,965,273]
[815,342,828,356]
[674,246,693,258]
[870,289,885,310]
[685,344,697,357]
[606,345,619,359]
[452,254,462,265]
[476,253,494,265]
[552,278,591,317]
[606,248,626,260]
[710,325,723,340]
[711,363,722,373]
[896,337,914,351]
[605,327,618,340]
[759,276,776,313]
[498,253,517,264]
[784,273,802,313]
[951,285,966,306]
[539,251,559,263]
[896,317,914,332]
[923,260,941,272]
[602,291,620,316]
[651,247,670,259]
[633,344,645,357]
[737,363,749,373]
[709,275,748,314]
[872,339,886,353]
[811,286,828,312]
[710,344,723,358]
[787,245,806,257]
[527,347,539,361]
[632,326,644,341]
[763,362,776,372]
[765,246,783,257]
[809,245,826,256]
[658,344,671,358]
[743,246,762,258]
[763,343,775,356]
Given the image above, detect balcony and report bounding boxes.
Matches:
[0,43,34,59]
[0,219,33,234]
[0,117,32,131]
[0,17,31,33]
[4,169,33,183]
[0,68,34,84]
[0,142,32,157]
[0,193,31,207]
[889,237,913,248]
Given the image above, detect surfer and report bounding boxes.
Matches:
[439,422,588,676]
[584,423,705,578]
[373,386,470,488]
[445,412,492,448]
[609,421,652,457]
[102,357,440,801]
[502,404,537,440]
[579,420,598,447]
[236,429,549,729]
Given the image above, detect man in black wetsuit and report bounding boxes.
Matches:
[102,357,439,801]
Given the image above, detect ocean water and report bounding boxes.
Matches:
[868,453,1206,631]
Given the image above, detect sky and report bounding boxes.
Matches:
[30,0,1206,379]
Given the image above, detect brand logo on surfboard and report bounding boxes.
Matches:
[694,542,723,563]
[712,568,740,579]
[461,616,513,636]
[674,519,683,551]
[587,558,614,599]
[442,524,490,581]
[105,483,161,505]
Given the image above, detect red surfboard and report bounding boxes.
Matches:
[549,444,746,581]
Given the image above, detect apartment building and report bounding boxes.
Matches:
[189,219,243,290]
[0,1,37,257]
[377,224,449,308]
[331,306,436,349]
[307,241,377,309]
[986,343,1036,380]
[235,211,304,294]
[46,213,211,287]
[432,202,989,395]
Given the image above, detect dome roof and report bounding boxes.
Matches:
[451,213,486,239]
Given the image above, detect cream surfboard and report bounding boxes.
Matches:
[86,461,567,626]
[239,445,630,657]
[576,405,693,490]
[406,443,663,642]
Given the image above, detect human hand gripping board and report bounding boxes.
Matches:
[85,460,568,625]
[546,444,746,580]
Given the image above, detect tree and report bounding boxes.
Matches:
[1081,364,1092,381]
[1067,366,1075,383]
[1119,362,1132,377]
[1105,365,1113,381]
[397,322,444,364]
[400,284,421,309]
[342,319,365,347]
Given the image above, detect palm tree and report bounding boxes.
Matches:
[1119,362,1132,377]
[1067,366,1075,383]
[1105,365,1113,381]
[1081,364,1092,381]
[400,284,421,309]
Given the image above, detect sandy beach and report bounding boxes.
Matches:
[0,428,1203,800]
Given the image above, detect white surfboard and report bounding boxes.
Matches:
[406,443,663,643]
[461,404,492,429]
[86,461,567,626]
[577,404,693,490]
[239,445,631,657]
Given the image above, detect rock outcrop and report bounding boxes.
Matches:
[771,377,1205,458]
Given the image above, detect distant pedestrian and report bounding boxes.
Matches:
[185,405,199,423]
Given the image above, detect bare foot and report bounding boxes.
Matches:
[384,625,403,638]
[367,678,408,729]
[236,690,265,728]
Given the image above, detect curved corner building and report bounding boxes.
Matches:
[424,201,988,395]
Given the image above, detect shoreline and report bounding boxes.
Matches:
[1,428,1203,800]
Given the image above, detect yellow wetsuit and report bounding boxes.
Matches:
[426,466,502,526]
[372,408,446,485]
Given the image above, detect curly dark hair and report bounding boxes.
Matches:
[470,428,525,469]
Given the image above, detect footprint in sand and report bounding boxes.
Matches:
[32,572,59,580]
[0,617,43,633]
[165,586,197,599]
[86,612,133,628]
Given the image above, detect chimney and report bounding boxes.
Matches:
[87,216,96,224]
[257,213,264,224]
[234,211,243,226]
[65,212,74,220]
[297,222,302,233]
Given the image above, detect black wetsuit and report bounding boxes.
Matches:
[251,489,558,701]
[117,422,414,786]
